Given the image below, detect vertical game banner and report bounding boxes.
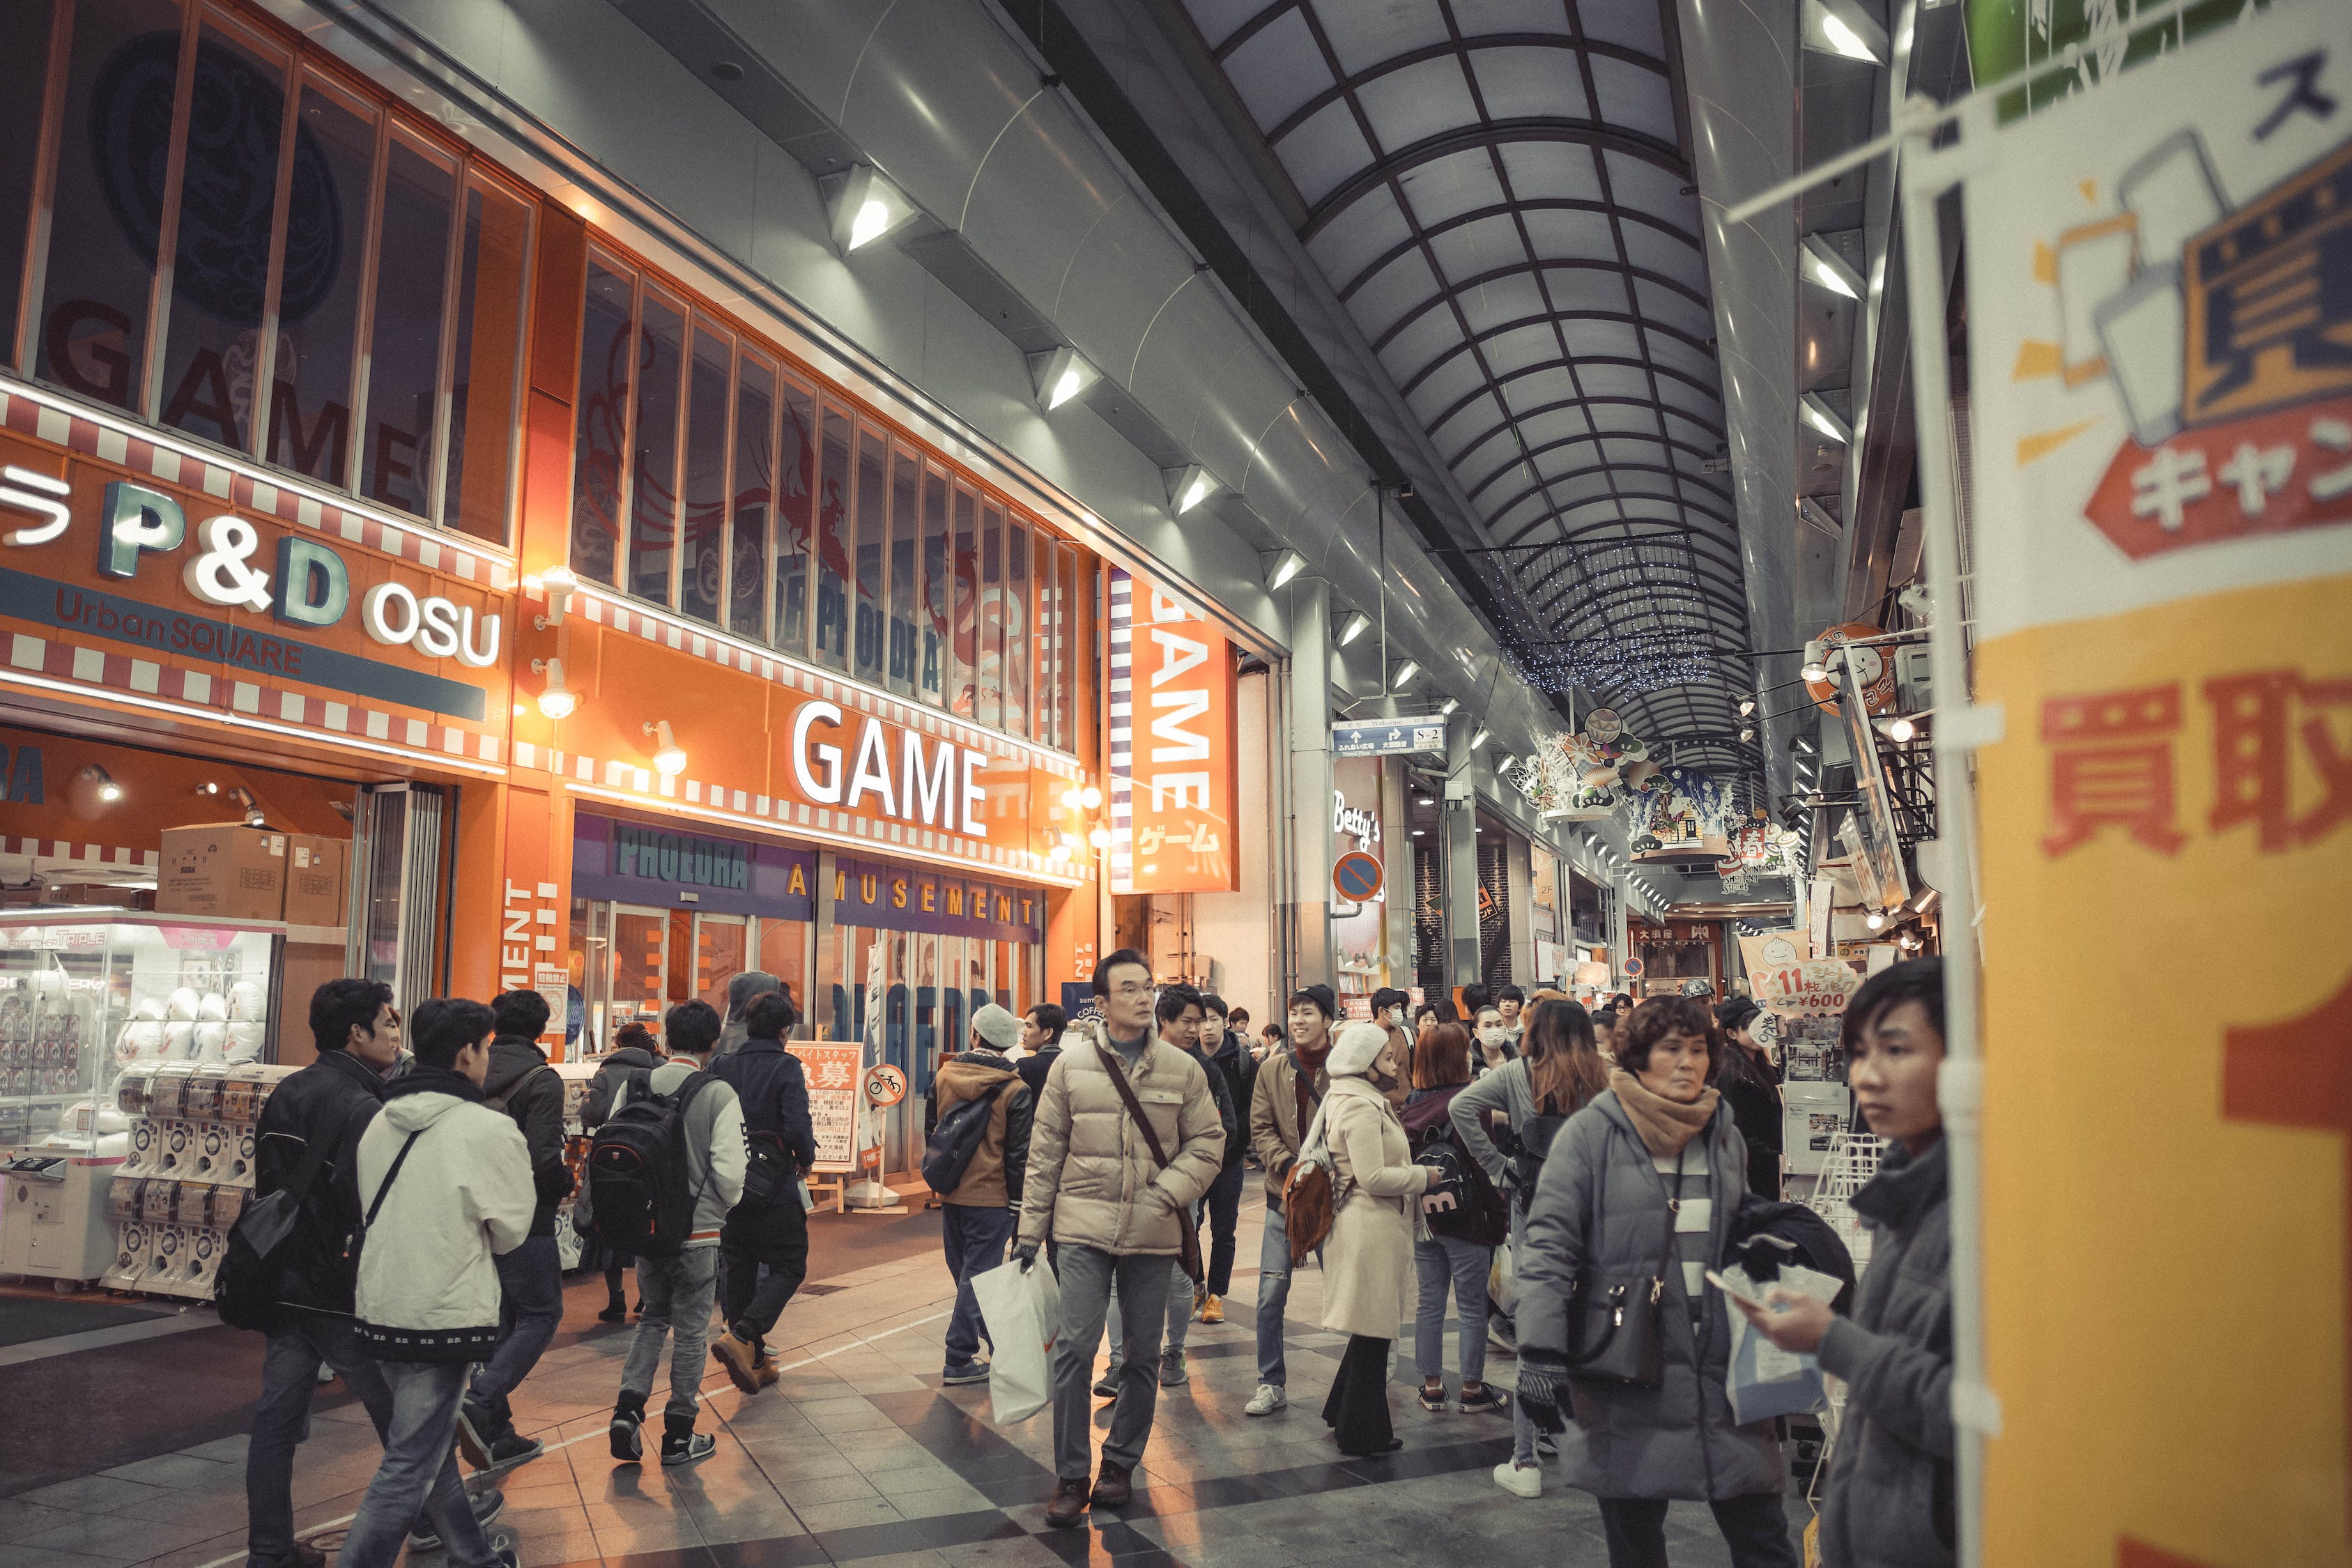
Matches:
[1962,10,2352,1566]
[1107,569,1237,893]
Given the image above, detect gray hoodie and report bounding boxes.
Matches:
[718,971,783,1054]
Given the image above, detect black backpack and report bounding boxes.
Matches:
[585,1070,716,1258]
[215,1099,373,1332]
[921,1083,1005,1195]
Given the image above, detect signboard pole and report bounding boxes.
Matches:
[1900,92,1995,1568]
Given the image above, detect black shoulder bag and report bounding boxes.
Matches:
[1563,1141,1682,1389]
[1099,1041,1204,1289]
[215,1100,369,1331]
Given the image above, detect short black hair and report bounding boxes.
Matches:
[1028,1003,1067,1043]
[1287,983,1337,1020]
[1155,983,1205,1028]
[410,997,493,1069]
[1092,948,1151,997]
[311,977,393,1056]
[1198,992,1228,1017]
[1592,1008,1619,1029]
[1228,1008,1250,1027]
[1461,983,1490,1014]
[746,992,799,1040]
[614,1022,656,1053]
[1371,986,1411,1015]
[491,989,550,1039]
[1843,957,1946,1052]
[666,999,723,1056]
[1617,995,1719,1075]
[1497,985,1525,1004]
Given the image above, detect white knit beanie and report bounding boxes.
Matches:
[1328,1020,1389,1078]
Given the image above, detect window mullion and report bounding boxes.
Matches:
[342,109,391,501]
[424,157,467,525]
[248,35,302,463]
[137,10,202,423]
[12,0,72,378]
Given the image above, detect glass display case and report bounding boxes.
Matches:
[0,911,284,1151]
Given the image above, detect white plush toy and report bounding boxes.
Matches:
[167,987,200,1022]
[224,1021,264,1063]
[197,992,228,1022]
[125,1019,167,1061]
[164,1021,197,1060]
[132,997,166,1022]
[227,981,265,1022]
[193,1021,228,1062]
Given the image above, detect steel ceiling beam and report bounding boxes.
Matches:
[1298,117,1690,243]
[1337,199,1702,300]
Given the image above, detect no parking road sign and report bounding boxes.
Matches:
[1332,852,1383,903]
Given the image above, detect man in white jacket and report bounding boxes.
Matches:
[343,997,532,1568]
[607,999,745,1467]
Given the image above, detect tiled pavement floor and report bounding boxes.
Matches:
[1,1204,1813,1568]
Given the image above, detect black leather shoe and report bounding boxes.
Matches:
[1091,1459,1133,1508]
[1045,1476,1089,1528]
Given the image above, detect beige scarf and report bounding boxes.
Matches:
[1611,1068,1719,1159]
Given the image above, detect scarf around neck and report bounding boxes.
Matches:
[1610,1068,1719,1159]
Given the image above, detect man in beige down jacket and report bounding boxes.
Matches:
[1013,948,1222,1528]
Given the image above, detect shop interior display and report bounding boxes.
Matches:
[553,1059,600,1271]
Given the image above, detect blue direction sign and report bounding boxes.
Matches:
[1332,718,1446,758]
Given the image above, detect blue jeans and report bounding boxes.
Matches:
[1254,1199,1319,1386]
[1413,1234,1494,1388]
[940,1203,1015,1367]
[247,1312,396,1561]
[340,1361,498,1568]
[467,1236,562,1431]
[620,1247,720,1426]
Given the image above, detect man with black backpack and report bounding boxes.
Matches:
[926,1003,1031,1385]
[707,991,817,1394]
[457,991,572,1471]
[238,978,493,1568]
[601,1000,744,1467]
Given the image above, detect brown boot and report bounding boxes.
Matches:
[1090,1459,1133,1508]
[752,1348,779,1390]
[709,1330,762,1394]
[1045,1475,1090,1528]
[1199,1293,1224,1325]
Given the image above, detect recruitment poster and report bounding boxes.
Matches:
[1961,9,2352,1562]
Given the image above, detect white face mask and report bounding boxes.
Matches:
[1479,1026,1507,1045]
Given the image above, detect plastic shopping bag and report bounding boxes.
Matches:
[1722,1260,1842,1425]
[971,1254,1061,1425]
[1491,1234,1520,1318]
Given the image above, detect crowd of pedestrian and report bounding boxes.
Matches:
[232,951,1951,1568]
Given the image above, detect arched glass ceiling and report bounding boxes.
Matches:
[1179,0,1755,784]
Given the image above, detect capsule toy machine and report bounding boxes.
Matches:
[107,1060,294,1298]
[554,1059,602,1270]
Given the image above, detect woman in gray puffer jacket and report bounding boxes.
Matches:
[1514,996,1796,1568]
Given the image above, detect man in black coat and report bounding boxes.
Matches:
[245,980,500,1567]
[1016,1002,1067,1100]
[707,991,818,1392]
[459,990,572,1468]
[1192,993,1250,1325]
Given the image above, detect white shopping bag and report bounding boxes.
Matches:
[1721,1261,1843,1425]
[1490,1233,1521,1319]
[970,1254,1061,1425]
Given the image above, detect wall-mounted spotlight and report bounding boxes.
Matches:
[644,721,688,778]
[1337,610,1371,646]
[1739,725,1755,741]
[1266,548,1307,589]
[822,164,918,254]
[1391,659,1418,689]
[532,657,576,720]
[1737,698,1756,716]
[1799,233,1865,299]
[534,564,578,630]
[79,764,123,804]
[229,786,266,827]
[1440,697,1460,717]
[1164,463,1217,516]
[1088,827,1109,848]
[1866,909,1888,930]
[1050,842,1073,865]
[1027,346,1096,412]
[1469,725,1491,749]
[1878,710,1929,744]
[1801,392,1853,446]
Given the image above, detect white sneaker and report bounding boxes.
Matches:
[1245,1383,1287,1416]
[1493,1459,1542,1499]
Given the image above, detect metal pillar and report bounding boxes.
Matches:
[1285,578,1334,990]
[1443,724,1480,1002]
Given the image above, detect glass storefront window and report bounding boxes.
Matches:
[265,75,371,488]
[571,258,633,587]
[977,500,1005,728]
[608,907,668,1032]
[921,465,949,707]
[628,288,684,606]
[0,0,55,367]
[1005,516,1030,738]
[360,132,454,518]
[441,177,528,543]
[775,374,815,654]
[951,482,978,718]
[730,348,775,641]
[852,426,886,685]
[34,0,185,413]
[815,404,852,668]
[679,325,730,626]
[155,20,288,456]
[886,443,918,698]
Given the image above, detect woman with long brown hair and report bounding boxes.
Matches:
[1449,998,1610,1497]
[1401,1024,1511,1415]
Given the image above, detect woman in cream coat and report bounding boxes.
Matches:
[1318,1021,1434,1456]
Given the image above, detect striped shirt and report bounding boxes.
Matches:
[1654,1142,1712,1317]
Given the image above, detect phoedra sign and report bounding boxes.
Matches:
[0,469,499,664]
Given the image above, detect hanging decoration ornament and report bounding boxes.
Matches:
[1804,622,1900,716]
[1533,707,1658,820]
[1627,763,1732,860]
